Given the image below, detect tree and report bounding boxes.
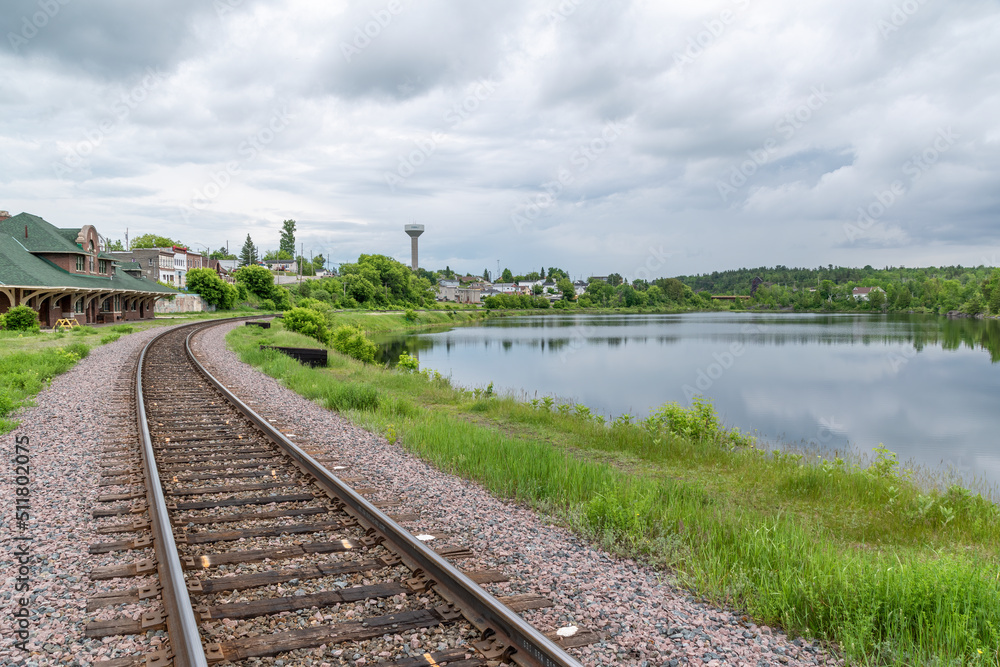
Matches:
[234,264,274,298]
[106,239,125,252]
[239,234,258,267]
[483,268,491,282]
[557,278,576,301]
[607,273,624,287]
[500,268,514,283]
[210,247,237,260]
[186,268,237,309]
[279,219,296,257]
[313,254,326,272]
[263,249,293,261]
[132,233,182,249]
[868,288,887,311]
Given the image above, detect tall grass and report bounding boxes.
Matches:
[228,322,1000,666]
[0,343,89,432]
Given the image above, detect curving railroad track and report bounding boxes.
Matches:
[84,320,595,667]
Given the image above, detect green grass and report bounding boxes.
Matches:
[0,312,259,434]
[0,341,89,432]
[228,322,1000,666]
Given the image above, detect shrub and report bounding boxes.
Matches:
[331,325,377,364]
[404,309,418,322]
[101,333,121,345]
[259,299,276,311]
[270,286,292,310]
[4,306,39,331]
[186,268,237,309]
[283,307,330,343]
[397,352,419,372]
[234,264,275,298]
[110,324,135,333]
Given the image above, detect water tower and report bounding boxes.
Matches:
[404,224,424,270]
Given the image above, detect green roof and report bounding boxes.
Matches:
[0,213,86,254]
[0,214,176,295]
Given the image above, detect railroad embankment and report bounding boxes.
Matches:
[227,316,1000,667]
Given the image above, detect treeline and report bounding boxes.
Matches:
[676,265,1000,316]
[187,254,435,311]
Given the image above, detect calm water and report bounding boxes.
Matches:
[375,313,1000,486]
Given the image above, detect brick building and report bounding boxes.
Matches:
[0,211,176,326]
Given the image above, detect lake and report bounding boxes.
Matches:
[375,313,1000,488]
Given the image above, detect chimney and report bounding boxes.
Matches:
[0,210,10,221]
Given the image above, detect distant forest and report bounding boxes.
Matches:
[674,265,1000,316]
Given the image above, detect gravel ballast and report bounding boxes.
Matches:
[0,321,845,666]
[193,321,845,667]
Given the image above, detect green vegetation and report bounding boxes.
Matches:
[229,319,1000,666]
[0,341,89,432]
[186,267,239,309]
[678,265,1000,316]
[2,305,40,332]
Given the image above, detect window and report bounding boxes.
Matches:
[90,258,94,272]
[99,260,108,274]
[76,256,85,271]
[74,299,83,313]
[148,258,153,266]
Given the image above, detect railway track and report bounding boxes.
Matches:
[85,320,595,666]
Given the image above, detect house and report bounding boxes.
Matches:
[438,280,460,301]
[456,288,481,304]
[852,286,885,301]
[108,248,175,283]
[0,211,176,325]
[574,280,588,296]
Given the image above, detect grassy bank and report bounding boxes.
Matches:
[228,320,1000,666]
[0,313,259,433]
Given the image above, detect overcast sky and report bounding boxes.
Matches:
[2,0,998,279]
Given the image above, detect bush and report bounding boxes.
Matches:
[110,324,135,334]
[234,265,275,298]
[259,299,276,311]
[404,309,418,322]
[331,325,377,363]
[101,333,121,345]
[3,306,39,331]
[271,286,292,310]
[235,283,250,302]
[397,352,419,372]
[283,307,330,343]
[186,268,237,309]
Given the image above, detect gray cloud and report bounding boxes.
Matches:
[0,0,997,276]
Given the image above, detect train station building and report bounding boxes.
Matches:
[0,211,177,326]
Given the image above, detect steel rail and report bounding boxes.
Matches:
[184,323,585,667]
[137,325,213,667]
